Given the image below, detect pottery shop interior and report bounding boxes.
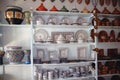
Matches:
[0,0,120,80]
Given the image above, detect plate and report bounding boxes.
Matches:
[47,15,59,25]
[34,29,48,42]
[60,16,71,25]
[34,15,45,25]
[76,17,87,25]
[75,30,88,42]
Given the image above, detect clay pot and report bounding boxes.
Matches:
[36,3,48,11]
[6,46,24,64]
[4,6,24,24]
[112,18,120,26]
[59,6,69,12]
[50,6,58,11]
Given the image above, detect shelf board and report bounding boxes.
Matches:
[3,63,31,67]
[97,42,120,49]
[33,42,95,47]
[34,61,95,66]
[98,26,120,29]
[0,24,31,28]
[97,14,120,18]
[98,59,120,62]
[98,74,120,77]
[51,76,96,80]
[33,25,93,29]
[33,11,93,17]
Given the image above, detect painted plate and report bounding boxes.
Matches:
[75,30,88,42]
[34,29,48,42]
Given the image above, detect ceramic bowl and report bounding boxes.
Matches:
[6,46,24,64]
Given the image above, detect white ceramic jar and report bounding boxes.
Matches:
[6,46,24,64]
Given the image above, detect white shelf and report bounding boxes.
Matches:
[33,42,95,47]
[0,24,31,28]
[97,42,120,49]
[33,11,93,17]
[98,59,120,62]
[34,25,93,29]
[4,64,31,67]
[98,26,120,29]
[99,74,120,77]
[97,14,120,18]
[34,61,95,66]
[51,76,96,80]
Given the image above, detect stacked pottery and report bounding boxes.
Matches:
[4,6,24,24]
[5,46,24,64]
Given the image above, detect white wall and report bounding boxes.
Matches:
[0,0,120,23]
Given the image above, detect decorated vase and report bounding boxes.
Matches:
[4,6,24,24]
[6,46,24,64]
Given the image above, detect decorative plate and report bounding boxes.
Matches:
[75,30,88,42]
[60,16,71,25]
[34,29,48,42]
[34,15,45,25]
[47,15,59,25]
[76,17,87,25]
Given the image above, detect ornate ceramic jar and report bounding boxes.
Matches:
[4,6,24,24]
[6,46,24,64]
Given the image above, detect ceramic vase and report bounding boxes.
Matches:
[24,50,31,64]
[24,11,31,24]
[6,46,24,64]
[4,6,24,24]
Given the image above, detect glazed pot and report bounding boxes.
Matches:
[6,46,24,64]
[0,51,5,65]
[4,6,24,24]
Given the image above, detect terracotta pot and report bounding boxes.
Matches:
[112,18,120,26]
[4,6,24,24]
[36,3,48,11]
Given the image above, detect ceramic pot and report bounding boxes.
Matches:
[4,6,24,24]
[6,46,24,64]
[0,51,5,65]
[24,50,31,64]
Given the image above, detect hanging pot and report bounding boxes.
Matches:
[4,6,24,24]
[85,0,90,5]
